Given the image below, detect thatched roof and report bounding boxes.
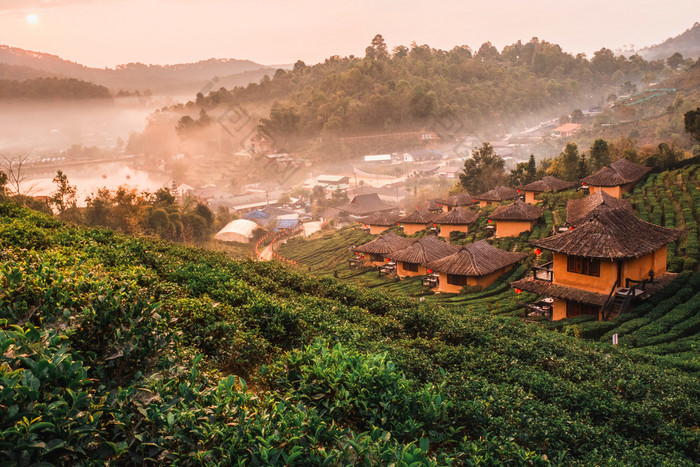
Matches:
[532,207,683,259]
[398,209,437,225]
[581,158,651,187]
[425,240,526,276]
[390,236,459,265]
[352,232,414,255]
[510,278,609,306]
[489,200,544,221]
[434,208,479,225]
[511,272,678,306]
[362,211,398,227]
[520,175,577,193]
[474,185,519,202]
[337,193,396,216]
[435,192,473,207]
[566,191,633,227]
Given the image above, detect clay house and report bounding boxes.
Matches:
[397,210,438,236]
[488,200,544,238]
[510,206,682,321]
[352,232,414,267]
[566,191,633,227]
[433,208,479,240]
[426,240,526,293]
[520,176,576,204]
[473,186,519,207]
[434,192,474,212]
[390,236,459,278]
[360,212,398,235]
[551,123,582,138]
[581,158,651,198]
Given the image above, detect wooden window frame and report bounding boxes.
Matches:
[566,301,599,318]
[446,274,467,286]
[567,255,600,277]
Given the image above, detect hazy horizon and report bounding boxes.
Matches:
[0,0,698,69]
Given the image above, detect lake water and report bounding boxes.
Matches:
[27,162,171,205]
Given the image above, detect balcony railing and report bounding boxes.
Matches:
[532,261,553,282]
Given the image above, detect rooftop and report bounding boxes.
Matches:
[352,232,414,255]
[581,158,651,187]
[435,192,473,207]
[434,208,479,225]
[489,199,544,221]
[337,193,396,216]
[520,175,577,193]
[474,185,519,202]
[532,207,683,260]
[425,240,526,276]
[398,209,438,225]
[390,236,459,265]
[566,191,633,227]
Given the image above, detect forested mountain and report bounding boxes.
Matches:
[637,22,700,61]
[0,77,111,100]
[191,36,671,143]
[0,45,275,94]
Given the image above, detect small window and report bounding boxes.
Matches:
[370,253,383,262]
[403,262,419,272]
[446,274,467,286]
[567,256,600,277]
[566,301,599,318]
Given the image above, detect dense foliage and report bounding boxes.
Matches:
[1,201,699,464]
[0,77,111,100]
[187,36,669,142]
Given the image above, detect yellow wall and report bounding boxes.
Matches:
[369,225,390,235]
[364,256,391,268]
[524,191,539,204]
[552,252,617,294]
[438,224,470,239]
[621,247,667,283]
[589,184,622,198]
[397,262,426,278]
[479,200,489,208]
[495,220,535,238]
[402,223,426,236]
[436,266,512,293]
[552,299,567,321]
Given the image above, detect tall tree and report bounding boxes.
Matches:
[459,143,505,194]
[49,170,77,214]
[589,139,611,172]
[684,107,700,142]
[548,143,581,181]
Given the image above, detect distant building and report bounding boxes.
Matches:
[551,123,582,138]
[391,236,459,278]
[363,154,392,163]
[489,200,544,238]
[213,219,259,244]
[426,240,526,293]
[520,176,576,204]
[337,193,396,218]
[581,158,651,198]
[473,186,519,207]
[433,208,479,240]
[403,150,443,162]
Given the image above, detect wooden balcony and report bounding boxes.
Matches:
[532,261,553,282]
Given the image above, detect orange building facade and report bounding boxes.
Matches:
[438,224,470,239]
[436,265,514,294]
[495,220,536,238]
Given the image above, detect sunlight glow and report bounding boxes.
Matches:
[26,13,39,25]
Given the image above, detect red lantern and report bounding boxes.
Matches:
[437,203,441,207]
[488,219,493,224]
[570,226,574,230]
[427,268,433,274]
[472,199,476,203]
[581,181,585,186]
[397,222,401,226]
[515,288,522,294]
[517,189,521,193]
[433,223,437,227]
[534,248,541,255]
[355,251,359,255]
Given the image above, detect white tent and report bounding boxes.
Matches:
[213,219,259,243]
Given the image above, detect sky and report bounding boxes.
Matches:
[0,0,698,68]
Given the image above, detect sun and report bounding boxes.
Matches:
[26,13,39,25]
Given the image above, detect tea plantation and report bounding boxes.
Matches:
[1,201,699,465]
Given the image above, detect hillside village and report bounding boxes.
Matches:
[2,14,700,465]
